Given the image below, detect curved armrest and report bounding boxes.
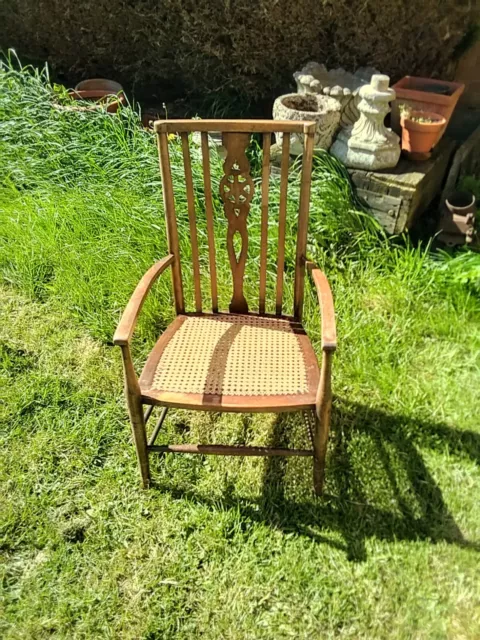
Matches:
[307,262,337,352]
[113,254,174,346]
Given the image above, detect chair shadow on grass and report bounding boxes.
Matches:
[157,399,480,562]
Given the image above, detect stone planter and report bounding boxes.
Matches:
[293,62,380,130]
[272,93,341,154]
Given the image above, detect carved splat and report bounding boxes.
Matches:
[219,133,254,313]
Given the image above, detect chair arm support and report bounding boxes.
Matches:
[113,254,174,346]
[307,261,337,352]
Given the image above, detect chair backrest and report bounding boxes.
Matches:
[154,119,315,321]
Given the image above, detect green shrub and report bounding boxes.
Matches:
[1,1,477,104]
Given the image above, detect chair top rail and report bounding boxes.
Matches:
[154,119,316,134]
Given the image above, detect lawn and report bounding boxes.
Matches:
[1,55,479,639]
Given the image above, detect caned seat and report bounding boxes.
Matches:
[113,119,337,495]
[139,314,319,411]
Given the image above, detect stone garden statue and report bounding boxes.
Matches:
[330,74,400,170]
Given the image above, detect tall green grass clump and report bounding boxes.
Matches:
[0,52,382,343]
[0,50,478,349]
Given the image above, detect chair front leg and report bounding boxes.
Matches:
[119,344,150,488]
[313,349,333,495]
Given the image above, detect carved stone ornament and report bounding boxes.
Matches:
[293,62,380,130]
[330,74,401,170]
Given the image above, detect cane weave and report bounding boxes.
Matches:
[147,314,311,397]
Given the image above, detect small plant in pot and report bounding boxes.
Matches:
[399,104,446,161]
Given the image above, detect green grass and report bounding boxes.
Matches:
[1,54,480,638]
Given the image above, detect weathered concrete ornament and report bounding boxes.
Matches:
[272,93,341,154]
[330,75,401,170]
[293,62,380,130]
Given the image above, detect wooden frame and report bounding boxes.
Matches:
[114,119,336,495]
[154,119,309,134]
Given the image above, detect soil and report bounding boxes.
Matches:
[417,83,454,96]
[410,115,438,123]
[281,95,319,112]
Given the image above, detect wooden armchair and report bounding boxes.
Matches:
[113,120,336,495]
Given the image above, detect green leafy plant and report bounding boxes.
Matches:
[459,175,480,202]
[398,104,440,123]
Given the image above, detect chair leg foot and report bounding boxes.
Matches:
[133,433,151,489]
[140,472,150,490]
[312,401,331,497]
[127,395,151,489]
[313,452,325,496]
[136,444,150,489]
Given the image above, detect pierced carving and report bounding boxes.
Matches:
[219,133,254,313]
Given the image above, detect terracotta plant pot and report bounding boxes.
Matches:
[437,191,477,246]
[391,76,464,143]
[400,111,446,159]
[445,190,476,216]
[69,79,125,113]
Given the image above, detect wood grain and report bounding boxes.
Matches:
[275,133,290,315]
[147,406,169,446]
[201,132,219,312]
[307,262,337,351]
[219,132,254,313]
[157,132,185,313]
[293,124,315,320]
[113,254,174,345]
[181,133,202,312]
[148,444,313,456]
[313,350,333,494]
[155,119,307,134]
[119,344,150,488]
[259,132,271,314]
